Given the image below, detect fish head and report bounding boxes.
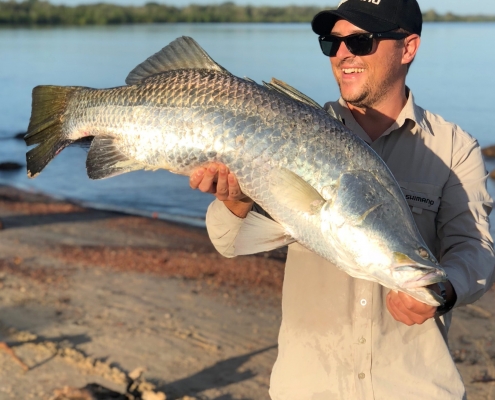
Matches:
[320,170,447,305]
[386,247,447,305]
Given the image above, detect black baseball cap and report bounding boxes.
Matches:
[312,0,422,36]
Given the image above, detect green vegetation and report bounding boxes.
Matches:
[0,0,323,25]
[0,0,494,26]
[423,9,495,22]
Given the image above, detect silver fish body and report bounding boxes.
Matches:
[25,37,446,305]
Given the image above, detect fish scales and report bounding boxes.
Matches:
[25,36,447,305]
[65,70,410,268]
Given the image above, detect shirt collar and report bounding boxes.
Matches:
[333,88,433,143]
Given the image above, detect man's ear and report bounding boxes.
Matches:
[402,34,420,65]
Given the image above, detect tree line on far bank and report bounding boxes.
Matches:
[1,0,494,26]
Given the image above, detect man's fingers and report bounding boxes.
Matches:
[387,292,415,326]
[189,167,206,189]
[197,164,219,193]
[397,291,436,319]
[190,163,248,201]
[397,290,422,311]
[227,173,244,200]
[215,166,230,200]
[387,291,435,325]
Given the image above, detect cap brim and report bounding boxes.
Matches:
[312,9,398,35]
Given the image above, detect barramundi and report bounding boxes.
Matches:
[25,36,446,305]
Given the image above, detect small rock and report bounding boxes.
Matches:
[465,304,492,319]
[48,386,95,400]
[452,348,467,363]
[142,391,166,400]
[471,370,495,383]
[0,162,23,171]
[128,367,146,380]
[482,145,495,158]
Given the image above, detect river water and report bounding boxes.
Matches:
[1,22,494,226]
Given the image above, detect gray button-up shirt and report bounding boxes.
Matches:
[205,91,495,399]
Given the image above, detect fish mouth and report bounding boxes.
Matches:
[401,269,447,289]
[392,252,446,289]
[392,263,447,306]
[394,265,447,289]
[405,286,445,306]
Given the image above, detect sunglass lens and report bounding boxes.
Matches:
[320,38,340,57]
[319,34,373,57]
[346,34,373,56]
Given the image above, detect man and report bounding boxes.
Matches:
[190,0,495,398]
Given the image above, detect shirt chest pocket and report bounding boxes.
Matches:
[398,181,442,215]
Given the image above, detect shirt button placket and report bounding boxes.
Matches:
[354,281,373,398]
[353,280,374,399]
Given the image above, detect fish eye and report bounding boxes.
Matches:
[418,247,429,259]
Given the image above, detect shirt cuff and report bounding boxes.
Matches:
[205,199,245,258]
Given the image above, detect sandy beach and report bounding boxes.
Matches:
[0,185,493,400]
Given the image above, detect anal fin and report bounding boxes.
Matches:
[86,136,144,179]
[234,211,296,256]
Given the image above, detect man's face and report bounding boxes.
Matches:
[330,19,406,108]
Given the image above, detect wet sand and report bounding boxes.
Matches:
[0,185,492,399]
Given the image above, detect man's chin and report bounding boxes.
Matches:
[340,87,369,108]
[343,96,369,109]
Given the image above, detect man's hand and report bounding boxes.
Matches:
[386,290,436,326]
[387,280,456,325]
[189,162,247,201]
[189,162,253,218]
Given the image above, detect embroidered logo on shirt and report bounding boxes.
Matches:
[405,195,434,207]
[401,187,441,213]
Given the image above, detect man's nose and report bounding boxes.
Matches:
[334,39,353,58]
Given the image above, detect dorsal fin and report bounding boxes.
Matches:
[263,78,322,109]
[125,36,230,85]
[326,104,345,124]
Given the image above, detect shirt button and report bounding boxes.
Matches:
[360,299,367,306]
[358,372,365,379]
[359,337,366,344]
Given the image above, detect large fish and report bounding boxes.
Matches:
[25,36,446,305]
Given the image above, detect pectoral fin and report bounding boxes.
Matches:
[234,211,295,255]
[268,168,325,214]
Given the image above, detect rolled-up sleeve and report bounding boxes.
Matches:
[205,199,245,258]
[437,134,495,307]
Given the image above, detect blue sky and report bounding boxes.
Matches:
[47,0,495,15]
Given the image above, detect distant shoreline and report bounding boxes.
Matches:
[1,1,494,26]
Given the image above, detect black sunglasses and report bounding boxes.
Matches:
[318,32,409,57]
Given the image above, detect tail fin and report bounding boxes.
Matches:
[25,85,79,178]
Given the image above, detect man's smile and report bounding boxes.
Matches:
[342,68,365,74]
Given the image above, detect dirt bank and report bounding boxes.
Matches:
[0,186,492,399]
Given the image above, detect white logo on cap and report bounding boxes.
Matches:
[338,0,349,6]
[360,0,381,4]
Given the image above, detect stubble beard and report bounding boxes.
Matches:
[339,78,388,109]
[337,53,403,109]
